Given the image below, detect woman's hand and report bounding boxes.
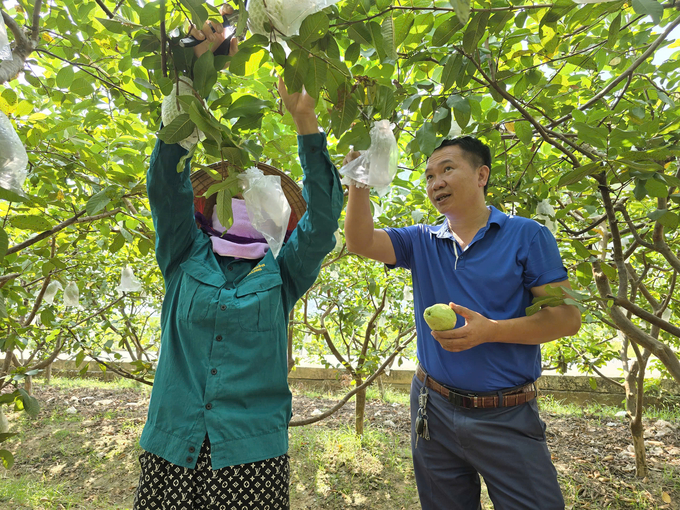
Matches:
[278,76,318,135]
[342,151,361,166]
[190,4,238,62]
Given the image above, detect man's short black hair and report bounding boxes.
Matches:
[431,136,492,193]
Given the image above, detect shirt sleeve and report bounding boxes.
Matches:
[384,226,417,270]
[146,138,198,279]
[278,132,343,312]
[522,225,568,289]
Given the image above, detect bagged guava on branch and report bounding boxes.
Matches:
[0,16,11,61]
[247,0,341,37]
[64,282,80,307]
[116,266,142,294]
[238,167,291,258]
[0,111,29,196]
[339,120,398,195]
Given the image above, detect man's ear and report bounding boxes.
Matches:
[478,165,490,187]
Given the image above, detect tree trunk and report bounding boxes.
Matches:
[355,377,365,436]
[45,362,52,384]
[24,375,32,396]
[0,407,8,434]
[624,364,648,478]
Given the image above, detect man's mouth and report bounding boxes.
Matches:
[435,193,451,204]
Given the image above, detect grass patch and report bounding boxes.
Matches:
[538,394,680,421]
[0,475,81,509]
[41,376,150,393]
[288,423,419,508]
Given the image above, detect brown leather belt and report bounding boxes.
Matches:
[416,365,536,409]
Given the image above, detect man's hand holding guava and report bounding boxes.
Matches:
[430,303,499,352]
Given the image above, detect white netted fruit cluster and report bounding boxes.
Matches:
[247,0,286,36]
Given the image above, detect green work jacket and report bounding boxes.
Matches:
[139,132,342,469]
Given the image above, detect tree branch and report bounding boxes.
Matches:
[289,331,416,427]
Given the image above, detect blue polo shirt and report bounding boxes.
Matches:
[385,206,568,392]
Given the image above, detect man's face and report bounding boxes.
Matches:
[424,145,488,214]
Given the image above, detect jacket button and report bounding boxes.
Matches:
[211,368,217,375]
[189,446,195,453]
[216,335,223,341]
[187,456,193,463]
[220,305,226,310]
[228,265,233,271]
[205,403,212,410]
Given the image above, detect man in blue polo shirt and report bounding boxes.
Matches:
[343,136,581,510]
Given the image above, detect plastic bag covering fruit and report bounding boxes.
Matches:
[116,266,142,294]
[247,0,341,37]
[161,78,206,150]
[0,16,11,61]
[423,303,457,331]
[535,199,556,233]
[339,120,398,196]
[0,111,29,195]
[44,281,63,305]
[238,167,291,258]
[63,282,80,307]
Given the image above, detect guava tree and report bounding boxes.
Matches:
[1,0,679,479]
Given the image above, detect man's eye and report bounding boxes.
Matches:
[445,166,454,172]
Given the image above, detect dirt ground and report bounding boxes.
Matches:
[1,381,679,509]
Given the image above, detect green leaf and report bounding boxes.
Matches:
[0,433,18,443]
[589,377,598,391]
[381,15,398,63]
[393,12,414,47]
[515,121,533,145]
[70,78,94,97]
[572,240,592,259]
[449,0,471,25]
[441,54,462,93]
[0,227,7,262]
[446,94,470,128]
[557,162,603,187]
[304,58,328,100]
[541,0,576,24]
[633,179,647,200]
[17,388,40,418]
[9,215,52,232]
[284,50,309,93]
[140,1,161,26]
[216,189,234,230]
[574,122,608,148]
[645,176,668,198]
[607,13,621,49]
[632,0,663,24]
[0,449,14,469]
[295,12,329,46]
[525,296,565,316]
[0,295,7,320]
[433,16,462,47]
[330,94,358,136]
[204,174,240,198]
[86,189,111,216]
[193,50,217,98]
[188,103,221,143]
[416,122,437,156]
[270,42,286,67]
[158,114,195,145]
[345,42,361,64]
[348,23,372,46]
[222,95,272,119]
[180,0,209,28]
[462,12,489,54]
[75,350,86,368]
[600,263,617,281]
[56,67,74,89]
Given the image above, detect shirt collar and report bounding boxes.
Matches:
[432,205,506,239]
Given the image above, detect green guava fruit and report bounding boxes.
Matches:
[423,304,457,331]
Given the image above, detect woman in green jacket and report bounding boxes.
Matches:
[133,16,343,510]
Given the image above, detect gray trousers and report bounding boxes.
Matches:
[410,375,565,510]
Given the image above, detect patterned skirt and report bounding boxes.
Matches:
[133,436,289,510]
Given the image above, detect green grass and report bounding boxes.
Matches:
[538,394,680,421]
[41,376,151,393]
[0,475,81,509]
[288,423,419,508]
